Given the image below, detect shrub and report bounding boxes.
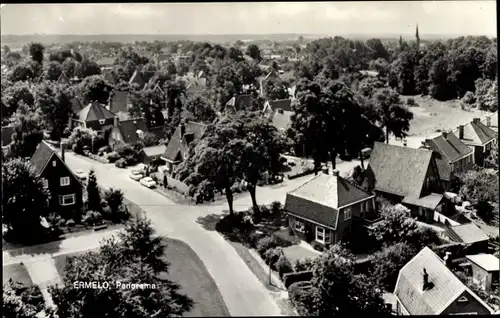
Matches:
[284,270,314,289]
[247,231,265,248]
[65,219,76,227]
[462,91,476,104]
[276,254,294,279]
[103,188,124,219]
[475,200,494,223]
[141,132,159,147]
[256,236,282,255]
[106,151,120,163]
[216,212,254,234]
[115,158,126,168]
[311,241,325,252]
[270,201,283,215]
[97,146,109,154]
[259,205,271,217]
[294,258,315,272]
[263,247,284,268]
[81,210,103,226]
[288,281,314,316]
[406,97,418,107]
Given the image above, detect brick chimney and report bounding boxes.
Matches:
[458,125,464,140]
[472,118,480,124]
[423,268,429,291]
[487,116,491,127]
[60,142,65,162]
[443,251,453,268]
[332,169,339,177]
[179,123,186,139]
[442,131,448,138]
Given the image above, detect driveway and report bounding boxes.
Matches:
[61,153,288,316]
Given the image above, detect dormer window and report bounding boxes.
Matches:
[99,119,106,125]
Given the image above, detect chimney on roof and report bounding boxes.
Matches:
[60,142,65,162]
[487,116,491,127]
[473,118,480,123]
[332,169,339,177]
[458,125,464,140]
[179,123,186,139]
[442,131,448,138]
[423,268,429,291]
[443,251,453,268]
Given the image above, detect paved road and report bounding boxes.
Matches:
[12,151,359,316]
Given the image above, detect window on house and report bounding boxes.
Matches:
[294,220,305,232]
[99,119,106,125]
[344,207,352,220]
[42,178,49,189]
[59,194,75,206]
[60,177,70,186]
[315,226,331,244]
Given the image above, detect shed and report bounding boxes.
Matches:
[465,254,499,291]
[140,145,167,165]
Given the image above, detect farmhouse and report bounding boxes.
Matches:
[367,142,447,223]
[394,247,493,315]
[285,170,375,246]
[452,118,497,167]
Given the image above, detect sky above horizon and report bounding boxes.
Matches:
[0,2,496,36]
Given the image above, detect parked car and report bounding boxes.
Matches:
[140,177,157,188]
[74,169,88,181]
[132,163,147,174]
[129,171,143,181]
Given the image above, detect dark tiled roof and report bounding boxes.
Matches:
[116,119,149,145]
[368,142,433,198]
[70,98,84,115]
[162,122,207,162]
[446,223,490,244]
[108,90,131,114]
[129,70,146,87]
[57,73,70,85]
[267,99,292,112]
[78,101,116,122]
[452,119,497,146]
[402,193,443,210]
[2,125,15,146]
[29,140,56,176]
[424,133,472,181]
[285,173,373,229]
[394,247,491,315]
[225,95,252,112]
[149,126,166,140]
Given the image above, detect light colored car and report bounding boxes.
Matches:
[129,171,143,181]
[132,163,147,174]
[140,177,157,188]
[74,169,88,181]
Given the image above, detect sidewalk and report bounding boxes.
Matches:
[3,228,122,266]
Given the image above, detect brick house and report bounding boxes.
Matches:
[71,101,118,132]
[285,170,376,246]
[394,247,493,315]
[108,118,149,150]
[452,118,497,167]
[30,141,84,219]
[367,142,447,223]
[160,121,207,174]
[420,131,474,190]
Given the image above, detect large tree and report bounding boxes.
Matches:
[48,215,193,317]
[370,242,417,291]
[75,59,101,79]
[246,44,261,61]
[36,83,73,140]
[7,104,44,159]
[2,158,51,242]
[372,89,414,143]
[28,42,45,64]
[3,280,49,318]
[293,245,389,316]
[184,93,217,124]
[78,75,113,104]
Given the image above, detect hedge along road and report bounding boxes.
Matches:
[61,151,287,316]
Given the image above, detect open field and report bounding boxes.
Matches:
[53,238,229,317]
[3,262,34,286]
[392,96,494,148]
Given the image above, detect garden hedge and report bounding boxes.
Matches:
[283,270,314,289]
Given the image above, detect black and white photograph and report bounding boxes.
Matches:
[1,1,498,317]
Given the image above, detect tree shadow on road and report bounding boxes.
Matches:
[195,211,230,232]
[4,239,63,258]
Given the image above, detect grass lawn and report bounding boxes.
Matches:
[282,245,320,265]
[52,238,229,317]
[160,238,229,317]
[3,263,34,286]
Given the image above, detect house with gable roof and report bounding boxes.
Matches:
[161,121,207,173]
[367,142,447,223]
[394,246,493,315]
[71,101,117,132]
[56,73,71,85]
[452,118,497,167]
[30,140,84,218]
[420,131,474,190]
[108,118,149,150]
[285,170,376,246]
[258,69,279,96]
[224,94,253,114]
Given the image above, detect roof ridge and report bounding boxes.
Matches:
[432,136,453,161]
